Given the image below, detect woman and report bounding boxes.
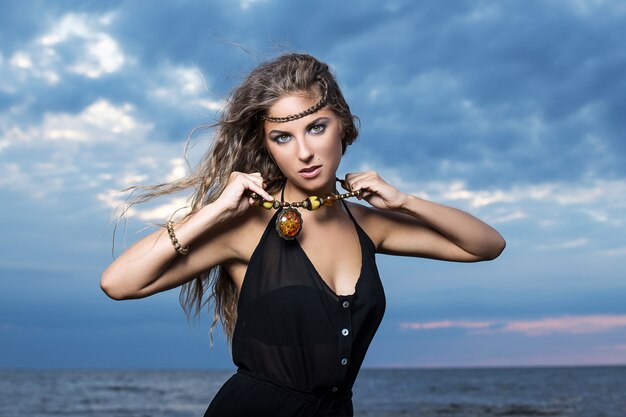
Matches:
[100,53,505,417]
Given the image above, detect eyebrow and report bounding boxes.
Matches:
[268,117,331,136]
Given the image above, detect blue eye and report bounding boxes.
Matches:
[309,124,326,134]
[273,134,292,144]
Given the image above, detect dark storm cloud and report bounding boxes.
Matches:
[2,0,624,185]
[322,1,626,186]
[2,0,626,370]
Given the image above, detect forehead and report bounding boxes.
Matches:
[267,94,319,118]
[263,94,335,132]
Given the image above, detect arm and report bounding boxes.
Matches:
[100,172,274,300]
[344,171,506,262]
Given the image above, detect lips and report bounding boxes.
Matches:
[299,165,322,179]
[299,165,321,173]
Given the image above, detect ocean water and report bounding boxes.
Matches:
[1,366,625,417]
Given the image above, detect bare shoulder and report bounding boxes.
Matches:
[344,201,429,252]
[218,207,273,291]
[224,207,273,261]
[343,201,386,250]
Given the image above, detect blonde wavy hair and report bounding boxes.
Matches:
[119,53,359,346]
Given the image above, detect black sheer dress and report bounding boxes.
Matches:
[204,200,386,417]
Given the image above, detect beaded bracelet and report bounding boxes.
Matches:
[166,221,189,255]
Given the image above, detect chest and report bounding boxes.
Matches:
[295,218,362,297]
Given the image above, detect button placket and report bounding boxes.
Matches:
[329,295,353,393]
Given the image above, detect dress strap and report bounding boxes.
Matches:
[340,199,377,251]
[340,199,358,224]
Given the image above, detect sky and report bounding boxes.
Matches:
[1,0,625,370]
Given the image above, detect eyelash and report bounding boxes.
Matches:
[273,124,326,144]
[310,124,325,134]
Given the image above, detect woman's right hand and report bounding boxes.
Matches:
[214,171,275,218]
[101,171,275,300]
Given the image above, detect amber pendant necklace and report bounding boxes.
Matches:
[251,177,362,240]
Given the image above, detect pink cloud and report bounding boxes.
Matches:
[400,320,493,330]
[400,314,626,336]
[498,315,626,336]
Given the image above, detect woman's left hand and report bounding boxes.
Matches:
[342,171,407,211]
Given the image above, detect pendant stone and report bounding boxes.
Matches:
[275,207,302,240]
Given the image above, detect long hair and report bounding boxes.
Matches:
[118,53,359,346]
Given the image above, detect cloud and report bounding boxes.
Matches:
[534,238,588,251]
[400,320,493,331]
[2,1,624,250]
[146,63,225,117]
[565,0,626,16]
[355,161,626,233]
[1,11,125,92]
[239,0,269,10]
[39,99,150,143]
[597,246,626,257]
[97,158,192,222]
[499,315,626,336]
[40,12,125,79]
[486,210,527,224]
[5,0,625,188]
[97,191,190,222]
[400,314,626,336]
[1,0,626,369]
[0,97,192,205]
[328,0,626,188]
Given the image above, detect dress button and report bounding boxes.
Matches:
[341,358,348,365]
[342,300,350,308]
[341,328,349,336]
[331,386,338,392]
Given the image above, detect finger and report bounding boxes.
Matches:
[343,172,368,191]
[248,181,274,201]
[357,190,372,200]
[340,175,359,191]
[244,175,271,197]
[338,177,350,191]
[347,178,363,193]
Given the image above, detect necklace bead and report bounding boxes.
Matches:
[321,192,337,206]
[250,176,362,239]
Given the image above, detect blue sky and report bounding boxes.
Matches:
[1,0,626,369]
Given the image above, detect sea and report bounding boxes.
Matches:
[1,366,624,417]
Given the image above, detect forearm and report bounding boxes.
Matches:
[397,194,506,260]
[100,200,229,299]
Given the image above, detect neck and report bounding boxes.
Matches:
[282,178,338,203]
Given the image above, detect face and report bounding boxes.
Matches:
[264,94,343,197]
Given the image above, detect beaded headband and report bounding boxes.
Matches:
[262,78,328,123]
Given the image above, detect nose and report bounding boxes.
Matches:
[296,137,313,162]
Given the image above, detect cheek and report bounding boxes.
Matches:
[266,143,291,170]
[331,129,343,156]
